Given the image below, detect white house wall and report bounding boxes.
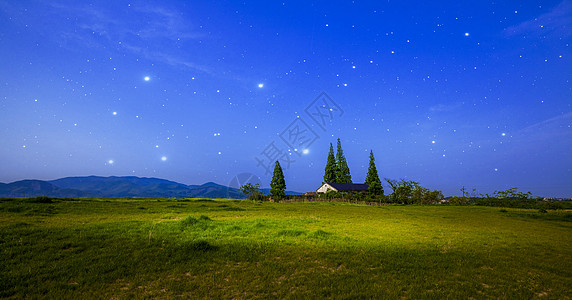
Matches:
[316,183,337,193]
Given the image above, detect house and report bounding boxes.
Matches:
[316,182,369,193]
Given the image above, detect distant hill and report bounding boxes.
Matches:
[0,180,94,198]
[49,176,193,198]
[0,176,300,199]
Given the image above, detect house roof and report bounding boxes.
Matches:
[323,182,369,192]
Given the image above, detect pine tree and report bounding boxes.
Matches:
[365,150,384,195]
[335,138,352,183]
[270,161,286,200]
[323,143,338,183]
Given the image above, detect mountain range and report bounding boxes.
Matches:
[0,176,302,198]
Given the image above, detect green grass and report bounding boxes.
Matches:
[0,198,570,298]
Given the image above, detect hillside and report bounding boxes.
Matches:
[0,180,94,198]
[0,176,300,198]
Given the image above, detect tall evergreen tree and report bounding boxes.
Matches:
[323,143,338,183]
[270,161,286,200]
[365,150,384,195]
[335,138,352,183]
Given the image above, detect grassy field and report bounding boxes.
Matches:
[1,198,570,299]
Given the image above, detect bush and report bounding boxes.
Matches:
[184,240,218,252]
[320,190,342,200]
[421,190,444,204]
[385,179,444,205]
[26,196,54,203]
[180,216,198,227]
[239,183,267,201]
[449,196,469,205]
[544,201,564,210]
[199,215,212,221]
[180,215,213,231]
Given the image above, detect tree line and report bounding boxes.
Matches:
[240,138,445,204]
[323,138,384,196]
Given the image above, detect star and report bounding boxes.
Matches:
[161,156,167,161]
[112,111,117,115]
[108,160,114,164]
[464,32,470,37]
[258,83,264,88]
[302,149,309,154]
[144,76,150,81]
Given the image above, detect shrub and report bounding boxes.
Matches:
[449,196,469,205]
[26,196,54,203]
[180,216,198,227]
[544,201,564,210]
[199,215,212,221]
[320,190,342,200]
[184,240,217,252]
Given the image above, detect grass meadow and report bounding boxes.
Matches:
[1,197,570,298]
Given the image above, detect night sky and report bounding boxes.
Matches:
[1,1,571,197]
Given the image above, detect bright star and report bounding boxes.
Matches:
[108,160,114,164]
[501,133,506,136]
[112,111,117,115]
[258,83,264,88]
[302,149,309,154]
[161,156,167,161]
[464,32,470,37]
[144,76,150,81]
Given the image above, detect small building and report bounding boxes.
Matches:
[316,182,369,193]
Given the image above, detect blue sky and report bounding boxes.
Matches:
[0,0,570,197]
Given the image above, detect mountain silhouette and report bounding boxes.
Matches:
[0,176,300,198]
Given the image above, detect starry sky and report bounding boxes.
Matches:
[1,0,571,197]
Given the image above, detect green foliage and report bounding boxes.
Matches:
[335,138,352,183]
[26,196,55,203]
[239,183,265,201]
[183,240,218,252]
[180,215,213,231]
[385,178,444,204]
[323,143,338,183]
[320,190,342,200]
[493,187,532,200]
[467,197,566,210]
[446,187,571,210]
[199,215,212,221]
[365,150,384,196]
[367,181,384,197]
[180,215,199,226]
[448,196,469,205]
[422,190,444,204]
[270,161,286,200]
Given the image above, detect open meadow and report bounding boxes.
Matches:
[1,197,570,298]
